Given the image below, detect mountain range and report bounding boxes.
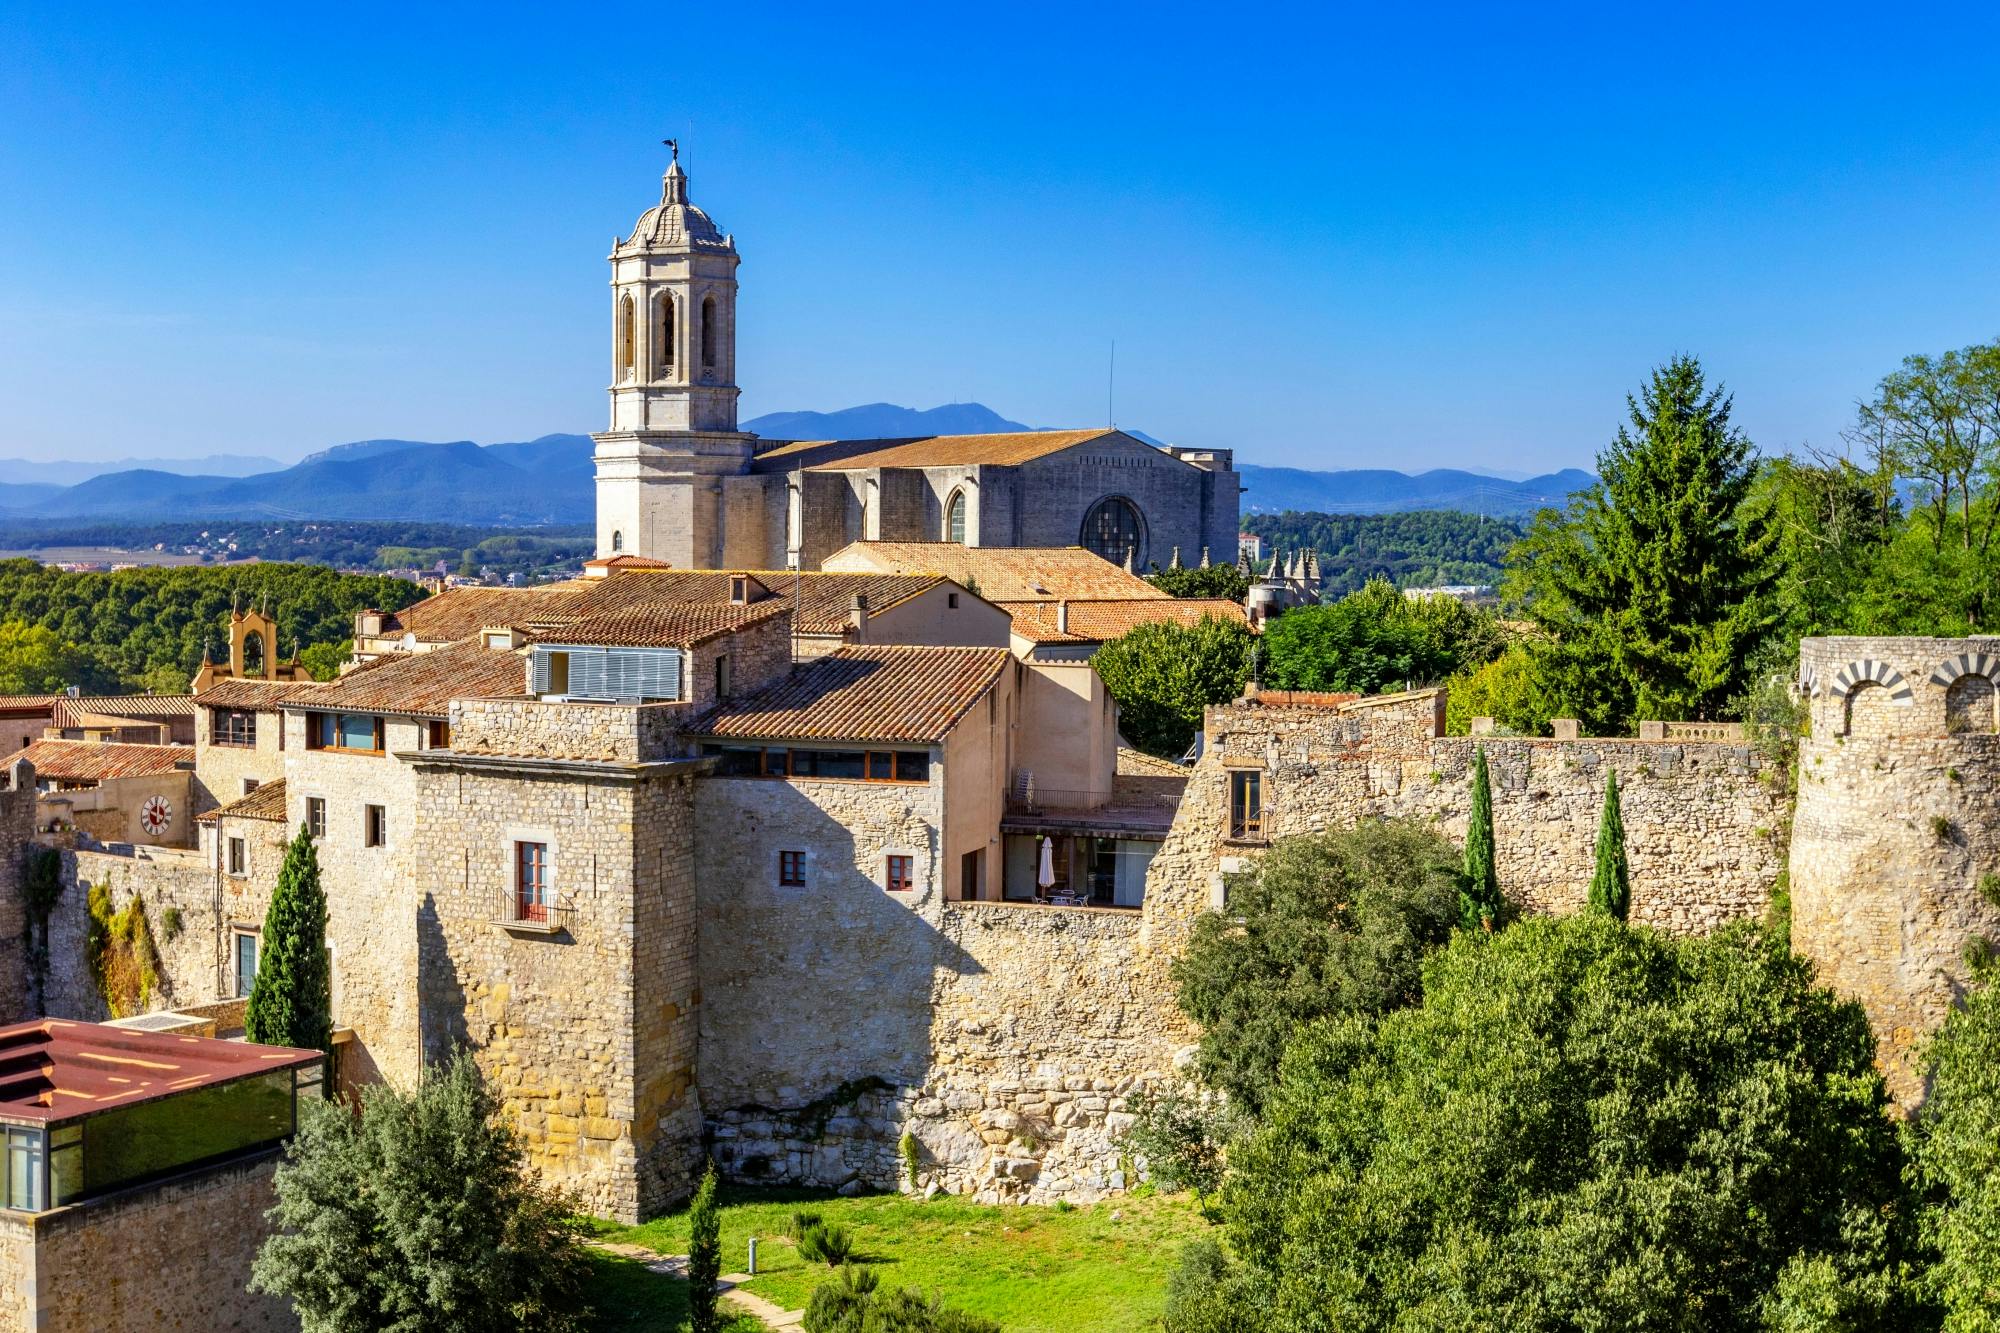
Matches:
[0,404,1593,525]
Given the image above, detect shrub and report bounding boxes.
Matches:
[84,883,162,1018]
[788,1210,825,1244]
[1172,820,1464,1115]
[803,1264,999,1333]
[1118,1088,1240,1219]
[687,1164,721,1333]
[1219,914,1911,1329]
[1908,977,2000,1324]
[798,1222,854,1267]
[899,1129,921,1189]
[250,1051,589,1332]
[1162,1238,1272,1333]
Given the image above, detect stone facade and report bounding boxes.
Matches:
[0,760,31,1024]
[0,1151,293,1332]
[193,705,286,815]
[1790,636,2000,1105]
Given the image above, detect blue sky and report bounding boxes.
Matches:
[4,2,1998,474]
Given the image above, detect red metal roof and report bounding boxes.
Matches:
[0,1019,320,1127]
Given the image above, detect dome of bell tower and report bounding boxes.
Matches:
[618,160,735,254]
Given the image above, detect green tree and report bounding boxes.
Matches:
[1588,769,1630,920]
[246,825,332,1060]
[1508,355,1775,732]
[299,639,351,682]
[1118,1088,1241,1220]
[1147,563,1251,602]
[687,1164,722,1333]
[1907,977,2000,1327]
[1443,642,1555,736]
[1092,615,1252,758]
[251,1051,589,1332]
[1261,578,1502,695]
[0,619,78,693]
[1171,821,1463,1115]
[128,660,193,694]
[1210,914,1910,1330]
[1462,747,1501,931]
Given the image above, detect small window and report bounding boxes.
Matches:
[241,778,260,796]
[226,837,247,877]
[611,530,623,553]
[730,574,749,603]
[546,651,571,696]
[428,719,451,749]
[306,797,327,840]
[213,708,257,747]
[947,592,959,609]
[516,842,550,922]
[885,854,915,894]
[364,804,386,848]
[779,850,806,888]
[1229,769,1264,841]
[715,653,732,702]
[700,294,717,369]
[233,930,259,998]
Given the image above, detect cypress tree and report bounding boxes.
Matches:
[687,1163,722,1333]
[246,824,332,1061]
[1461,748,1501,931]
[1589,769,1630,921]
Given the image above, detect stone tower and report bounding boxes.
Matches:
[1790,636,2000,1107]
[592,150,757,566]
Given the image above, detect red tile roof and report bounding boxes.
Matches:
[194,678,319,711]
[0,1018,320,1127]
[698,645,1008,743]
[0,695,62,716]
[823,543,1164,602]
[750,429,1117,473]
[51,695,196,727]
[998,598,1251,644]
[196,778,287,824]
[17,739,192,782]
[284,641,527,718]
[541,601,788,648]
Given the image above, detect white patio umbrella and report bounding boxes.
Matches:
[1038,837,1056,891]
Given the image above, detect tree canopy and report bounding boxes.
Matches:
[1907,975,2000,1327]
[1209,914,1911,1331]
[1092,615,1252,758]
[1147,563,1251,602]
[0,619,78,694]
[1260,577,1504,696]
[1170,820,1464,1115]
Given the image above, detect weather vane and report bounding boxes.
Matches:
[662,137,679,163]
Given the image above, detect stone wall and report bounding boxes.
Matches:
[1143,689,1787,942]
[44,845,220,1021]
[0,1151,294,1332]
[406,747,705,1222]
[1790,636,2000,1106]
[451,697,692,763]
[0,758,32,1023]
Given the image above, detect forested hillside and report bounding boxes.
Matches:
[0,560,423,694]
[1242,510,1522,597]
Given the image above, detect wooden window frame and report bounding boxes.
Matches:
[363,804,386,849]
[212,708,257,748]
[305,796,327,840]
[306,712,385,755]
[427,719,451,749]
[1228,768,1264,841]
[515,841,550,923]
[778,850,806,888]
[226,836,247,877]
[885,854,915,894]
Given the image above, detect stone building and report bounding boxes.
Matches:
[190,606,311,692]
[587,157,1239,572]
[15,738,194,848]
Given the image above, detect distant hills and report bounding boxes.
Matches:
[0,453,285,487]
[0,404,1594,526]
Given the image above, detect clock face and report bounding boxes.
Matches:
[140,794,173,837]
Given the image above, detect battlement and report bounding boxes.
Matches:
[1799,635,2000,739]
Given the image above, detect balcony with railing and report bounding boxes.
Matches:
[1002,773,1183,841]
[493,886,575,936]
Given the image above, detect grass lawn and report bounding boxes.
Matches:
[590,1187,1208,1332]
[585,1247,770,1332]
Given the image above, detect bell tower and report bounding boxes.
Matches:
[592,146,757,566]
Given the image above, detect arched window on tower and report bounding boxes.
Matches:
[617,294,636,383]
[944,490,968,544]
[1080,496,1146,568]
[611,530,623,553]
[701,295,718,370]
[242,631,265,679]
[653,292,675,378]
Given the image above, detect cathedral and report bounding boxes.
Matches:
[591,155,1242,572]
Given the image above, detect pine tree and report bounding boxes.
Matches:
[1461,748,1501,931]
[246,824,332,1060]
[1509,355,1776,732]
[1589,769,1630,921]
[687,1163,722,1333]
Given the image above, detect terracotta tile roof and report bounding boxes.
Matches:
[541,602,789,648]
[17,738,192,782]
[698,645,1009,744]
[376,570,955,642]
[822,543,1165,602]
[285,640,527,718]
[750,429,1117,473]
[51,695,196,727]
[582,554,673,570]
[997,598,1251,644]
[0,695,62,716]
[194,679,318,711]
[0,1018,320,1126]
[196,778,287,824]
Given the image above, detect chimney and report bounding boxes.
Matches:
[1056,600,1069,635]
[850,593,869,643]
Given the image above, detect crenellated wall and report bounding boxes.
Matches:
[1790,636,2000,1105]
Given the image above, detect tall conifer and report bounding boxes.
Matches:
[246,824,332,1060]
[1462,748,1501,931]
[1589,769,1630,921]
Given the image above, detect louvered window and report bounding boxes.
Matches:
[531,646,683,702]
